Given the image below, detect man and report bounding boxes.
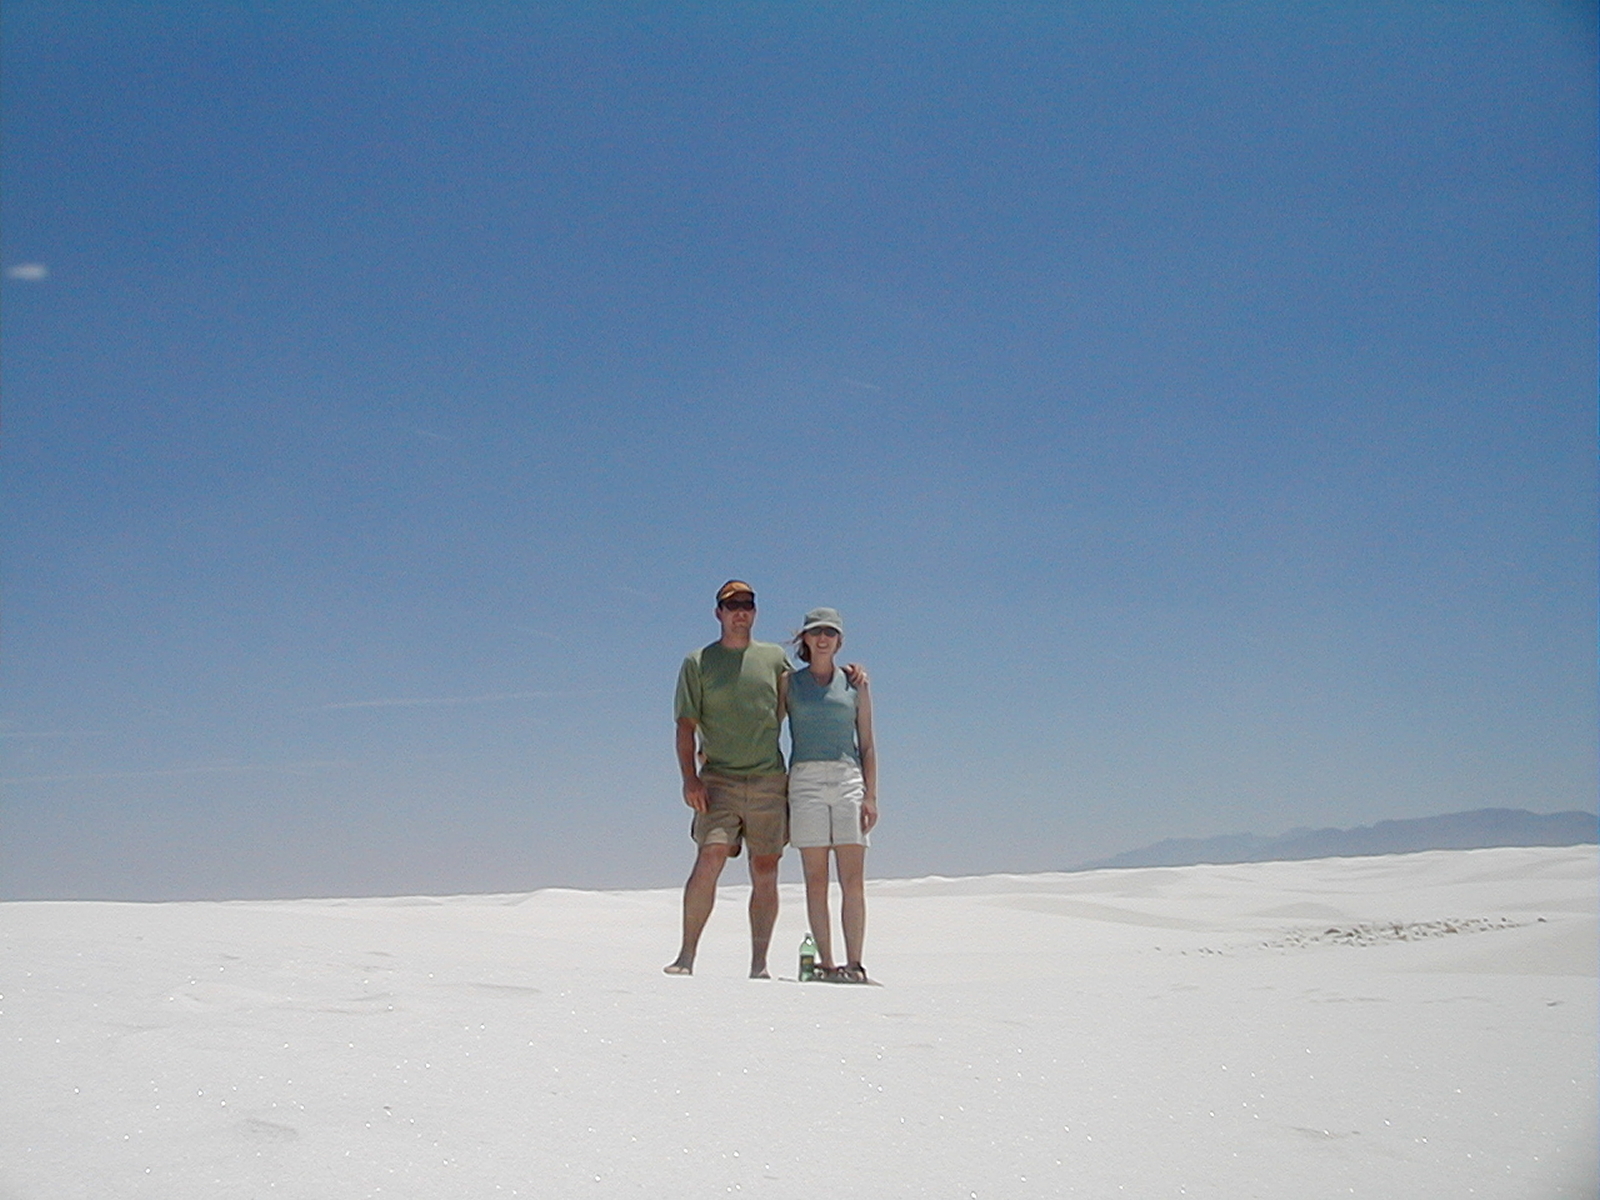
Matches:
[665,580,791,978]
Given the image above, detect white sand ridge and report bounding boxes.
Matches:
[1,845,1594,1198]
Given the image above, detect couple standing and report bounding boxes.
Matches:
[664,579,878,982]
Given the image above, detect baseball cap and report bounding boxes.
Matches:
[798,606,844,635]
[716,580,756,604]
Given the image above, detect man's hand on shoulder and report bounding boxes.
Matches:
[843,661,869,689]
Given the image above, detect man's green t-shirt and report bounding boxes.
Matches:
[674,640,790,776]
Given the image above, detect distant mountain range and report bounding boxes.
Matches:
[1080,808,1597,871]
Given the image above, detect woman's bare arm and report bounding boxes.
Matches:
[855,679,878,832]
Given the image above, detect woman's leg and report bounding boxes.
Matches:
[834,843,867,968]
[800,846,836,968]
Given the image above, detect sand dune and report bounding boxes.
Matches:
[2,846,1594,1198]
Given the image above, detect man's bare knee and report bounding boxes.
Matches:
[747,853,781,883]
[688,843,734,882]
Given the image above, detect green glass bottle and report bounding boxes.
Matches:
[799,931,818,981]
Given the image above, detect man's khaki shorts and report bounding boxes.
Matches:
[692,772,789,857]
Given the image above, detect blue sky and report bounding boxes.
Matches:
[3,3,1594,900]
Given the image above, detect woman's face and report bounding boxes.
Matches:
[803,626,841,657]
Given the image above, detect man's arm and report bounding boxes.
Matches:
[676,717,709,811]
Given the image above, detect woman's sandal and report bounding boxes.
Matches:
[834,963,870,984]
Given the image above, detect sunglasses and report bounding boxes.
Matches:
[719,599,755,611]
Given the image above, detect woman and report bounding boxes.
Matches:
[785,606,877,983]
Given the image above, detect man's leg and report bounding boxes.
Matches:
[665,843,733,974]
[835,844,868,968]
[746,852,781,979]
[800,846,836,969]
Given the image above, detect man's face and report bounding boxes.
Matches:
[716,596,756,637]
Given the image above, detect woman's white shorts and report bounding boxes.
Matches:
[787,759,870,849]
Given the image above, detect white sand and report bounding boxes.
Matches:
[2,846,1594,1199]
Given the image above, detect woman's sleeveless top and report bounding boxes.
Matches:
[787,666,859,765]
